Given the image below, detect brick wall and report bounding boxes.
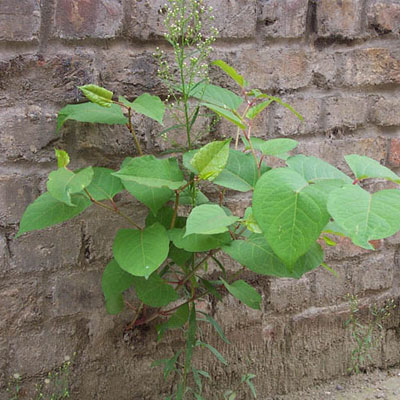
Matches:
[1,0,400,398]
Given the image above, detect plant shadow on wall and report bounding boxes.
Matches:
[16,0,400,399]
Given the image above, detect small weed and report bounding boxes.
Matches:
[345,294,396,374]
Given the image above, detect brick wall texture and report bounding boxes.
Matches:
[1,0,400,399]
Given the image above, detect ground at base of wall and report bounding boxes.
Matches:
[268,367,400,400]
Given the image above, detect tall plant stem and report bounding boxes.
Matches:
[84,189,142,230]
[127,108,143,156]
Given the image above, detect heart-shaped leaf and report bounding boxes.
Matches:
[220,279,261,310]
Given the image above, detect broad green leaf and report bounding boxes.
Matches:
[212,60,248,88]
[47,167,93,206]
[131,273,179,307]
[123,181,172,215]
[189,83,243,110]
[327,185,400,249]
[220,279,261,310]
[17,193,91,237]
[157,304,189,339]
[250,138,298,156]
[113,223,170,277]
[119,94,165,125]
[169,228,231,252]
[113,155,185,190]
[185,204,239,236]
[201,103,246,129]
[222,234,324,279]
[242,207,262,234]
[253,168,330,266]
[287,155,352,183]
[323,221,349,237]
[196,340,227,365]
[57,102,127,132]
[246,101,273,120]
[55,149,70,168]
[146,206,186,230]
[191,140,231,181]
[78,84,113,107]
[168,245,192,267]
[345,155,400,184]
[85,167,124,201]
[183,150,199,174]
[102,259,135,314]
[178,187,209,206]
[213,149,270,192]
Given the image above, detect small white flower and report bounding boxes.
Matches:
[64,355,71,361]
[44,378,51,385]
[13,373,20,380]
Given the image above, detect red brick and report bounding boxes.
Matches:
[257,0,308,38]
[341,48,400,87]
[388,138,400,167]
[316,0,364,39]
[54,0,123,39]
[367,0,400,35]
[372,97,400,127]
[0,0,40,41]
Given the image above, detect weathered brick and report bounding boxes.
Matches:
[126,0,257,40]
[297,137,387,173]
[324,96,369,132]
[316,0,364,39]
[257,0,308,38]
[388,138,400,167]
[270,96,322,137]
[341,48,400,87]
[311,53,340,88]
[367,0,400,35]
[0,106,58,162]
[52,270,104,316]
[216,48,312,91]
[9,223,83,273]
[0,233,7,270]
[0,175,40,226]
[0,52,96,107]
[0,0,41,42]
[53,0,123,39]
[372,97,400,127]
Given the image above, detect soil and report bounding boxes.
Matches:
[267,368,400,400]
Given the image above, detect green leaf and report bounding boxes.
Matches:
[250,93,303,120]
[178,187,209,206]
[47,167,94,206]
[17,193,91,237]
[78,84,113,107]
[168,245,192,267]
[198,313,230,344]
[183,150,199,174]
[57,102,128,132]
[327,185,400,249]
[123,181,173,215]
[220,279,261,310]
[189,83,243,110]
[250,138,298,157]
[131,273,179,307]
[55,149,70,168]
[146,206,186,230]
[246,101,274,120]
[212,60,248,88]
[213,149,270,192]
[119,94,165,125]
[85,167,124,201]
[253,168,330,266]
[201,103,245,129]
[323,221,349,237]
[169,228,232,252]
[113,223,170,277]
[191,140,231,181]
[185,204,239,236]
[287,155,352,183]
[152,350,182,380]
[113,155,185,190]
[242,207,262,234]
[222,234,323,279]
[157,303,189,340]
[196,340,227,365]
[102,259,135,314]
[345,155,400,184]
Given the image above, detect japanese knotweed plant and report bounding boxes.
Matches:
[17,0,400,398]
